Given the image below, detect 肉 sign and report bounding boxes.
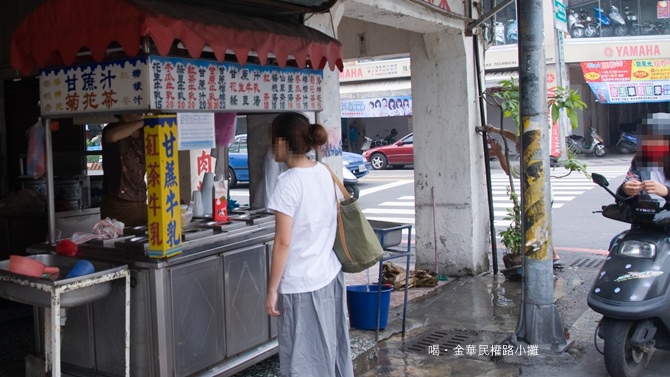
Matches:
[39,56,325,117]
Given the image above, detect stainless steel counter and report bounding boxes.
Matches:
[27,212,278,377]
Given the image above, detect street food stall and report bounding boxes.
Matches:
[1,0,343,375]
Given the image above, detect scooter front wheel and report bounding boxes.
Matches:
[344,184,359,199]
[603,319,649,377]
[594,144,607,157]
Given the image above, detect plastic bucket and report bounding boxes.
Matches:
[346,285,393,330]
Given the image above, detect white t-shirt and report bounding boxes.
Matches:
[267,163,342,294]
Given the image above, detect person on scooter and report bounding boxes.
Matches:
[485,124,562,266]
[618,132,670,201]
[611,120,670,249]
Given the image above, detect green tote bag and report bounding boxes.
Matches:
[323,164,383,273]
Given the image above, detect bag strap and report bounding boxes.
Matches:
[321,163,352,200]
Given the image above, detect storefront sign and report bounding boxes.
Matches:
[581,59,670,103]
[339,59,411,82]
[554,0,567,33]
[145,115,182,258]
[659,1,670,18]
[40,56,324,116]
[177,113,215,150]
[564,40,670,63]
[341,96,413,118]
[418,0,450,11]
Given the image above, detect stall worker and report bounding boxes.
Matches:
[100,114,147,227]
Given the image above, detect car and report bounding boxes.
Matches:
[228,134,370,187]
[342,150,371,178]
[228,134,250,188]
[362,133,414,170]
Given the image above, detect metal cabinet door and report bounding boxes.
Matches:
[169,255,225,377]
[223,244,268,357]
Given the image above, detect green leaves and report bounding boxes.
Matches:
[498,187,522,255]
[548,86,587,130]
[490,78,587,132]
[494,78,521,133]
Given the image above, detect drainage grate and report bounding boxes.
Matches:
[404,329,477,355]
[569,258,604,269]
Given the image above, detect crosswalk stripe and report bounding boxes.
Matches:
[362,166,629,239]
[363,208,415,215]
[365,216,415,224]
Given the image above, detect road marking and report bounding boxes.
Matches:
[359,180,413,197]
[363,208,416,215]
[555,246,609,255]
[365,216,415,224]
[398,196,415,200]
[379,202,415,206]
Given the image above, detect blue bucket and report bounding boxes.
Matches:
[346,285,393,330]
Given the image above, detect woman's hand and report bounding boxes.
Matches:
[622,179,643,197]
[642,180,669,197]
[265,289,280,317]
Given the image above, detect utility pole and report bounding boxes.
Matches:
[514,0,570,351]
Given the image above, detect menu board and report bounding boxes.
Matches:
[40,56,324,117]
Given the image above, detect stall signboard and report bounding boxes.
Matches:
[39,56,324,117]
[177,113,215,150]
[581,59,670,103]
[145,115,182,258]
[341,96,413,118]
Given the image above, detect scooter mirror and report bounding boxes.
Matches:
[592,173,609,187]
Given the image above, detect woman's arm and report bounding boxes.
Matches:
[486,124,518,144]
[616,158,642,198]
[265,211,293,316]
[103,114,144,143]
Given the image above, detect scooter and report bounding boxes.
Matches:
[494,21,506,45]
[568,8,586,38]
[580,9,598,37]
[588,173,670,377]
[361,136,373,151]
[342,166,359,199]
[593,7,613,37]
[566,127,607,157]
[609,5,628,36]
[616,132,638,154]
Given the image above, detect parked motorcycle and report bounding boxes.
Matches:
[342,166,359,199]
[568,9,586,38]
[616,132,638,154]
[361,136,373,151]
[505,19,518,44]
[494,21,506,45]
[588,173,670,377]
[566,127,607,157]
[593,7,613,37]
[609,5,628,36]
[579,9,598,37]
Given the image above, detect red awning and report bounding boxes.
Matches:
[10,0,343,75]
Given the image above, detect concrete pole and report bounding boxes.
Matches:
[514,0,569,350]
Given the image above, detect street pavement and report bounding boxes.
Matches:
[5,155,661,376]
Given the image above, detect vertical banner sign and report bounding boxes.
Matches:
[145,115,182,258]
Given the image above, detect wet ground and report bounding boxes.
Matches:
[3,249,670,376]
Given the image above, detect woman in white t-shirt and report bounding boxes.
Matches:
[265,112,354,377]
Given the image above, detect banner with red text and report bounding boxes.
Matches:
[581,59,670,103]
